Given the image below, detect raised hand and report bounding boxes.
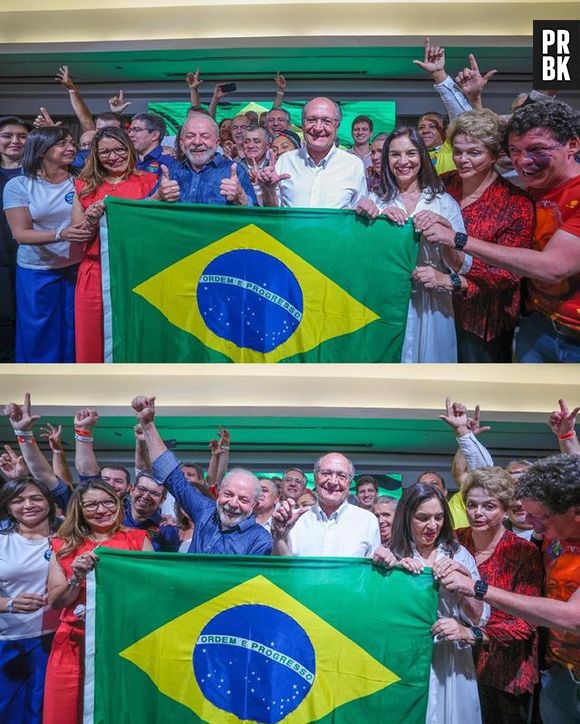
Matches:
[467,404,491,436]
[219,163,247,204]
[439,397,469,433]
[0,444,28,480]
[33,107,61,129]
[158,165,181,203]
[55,65,76,90]
[274,71,287,93]
[548,399,579,437]
[40,423,65,453]
[255,153,291,189]
[131,396,156,425]
[412,37,446,78]
[74,408,99,429]
[455,53,497,103]
[4,393,41,432]
[133,423,146,441]
[186,68,203,90]
[108,90,131,114]
[271,499,309,540]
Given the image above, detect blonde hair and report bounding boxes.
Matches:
[56,480,123,558]
[462,467,516,510]
[447,109,506,158]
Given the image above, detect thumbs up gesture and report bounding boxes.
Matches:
[219,162,248,205]
[158,165,181,203]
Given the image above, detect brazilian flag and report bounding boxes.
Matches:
[101,199,418,362]
[84,551,437,724]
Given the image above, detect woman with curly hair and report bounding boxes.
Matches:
[43,480,152,724]
[457,468,543,723]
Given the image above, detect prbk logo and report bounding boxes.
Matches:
[533,21,580,90]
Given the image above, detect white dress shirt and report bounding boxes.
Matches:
[275,145,368,209]
[288,501,381,557]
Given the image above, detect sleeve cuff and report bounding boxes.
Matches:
[152,449,182,483]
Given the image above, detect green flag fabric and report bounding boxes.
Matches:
[85,550,437,724]
[101,199,418,362]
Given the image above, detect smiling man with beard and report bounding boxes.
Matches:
[156,112,257,206]
[131,395,272,555]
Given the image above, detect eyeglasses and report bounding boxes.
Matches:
[283,476,305,485]
[134,484,163,500]
[97,147,129,159]
[509,143,563,161]
[317,469,350,483]
[128,126,150,134]
[81,499,118,513]
[304,117,338,129]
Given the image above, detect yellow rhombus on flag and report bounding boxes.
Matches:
[120,575,399,723]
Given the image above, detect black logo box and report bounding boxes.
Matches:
[533,21,580,91]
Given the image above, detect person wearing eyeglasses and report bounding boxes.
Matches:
[123,472,180,552]
[70,126,157,362]
[271,452,381,557]
[258,97,368,209]
[43,480,152,724]
[280,468,307,502]
[126,112,176,178]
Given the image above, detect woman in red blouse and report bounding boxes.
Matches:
[457,467,543,724]
[43,480,153,724]
[71,127,157,363]
[441,110,535,362]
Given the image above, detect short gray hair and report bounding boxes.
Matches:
[313,453,355,480]
[374,495,398,508]
[302,97,342,125]
[243,125,271,143]
[219,467,261,503]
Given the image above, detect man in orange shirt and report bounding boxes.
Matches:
[422,100,580,362]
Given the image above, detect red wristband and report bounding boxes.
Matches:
[74,427,92,438]
[558,431,577,440]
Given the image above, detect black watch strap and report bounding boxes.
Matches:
[454,232,468,250]
[474,579,489,600]
[470,626,484,644]
[449,271,462,290]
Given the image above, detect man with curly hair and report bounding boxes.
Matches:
[439,454,580,723]
[422,100,580,362]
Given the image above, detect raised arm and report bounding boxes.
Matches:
[0,444,29,482]
[73,408,100,478]
[453,53,497,111]
[55,65,95,132]
[40,423,73,487]
[548,398,580,455]
[3,393,59,489]
[134,423,151,472]
[413,37,471,120]
[272,72,287,109]
[186,68,203,111]
[440,399,493,470]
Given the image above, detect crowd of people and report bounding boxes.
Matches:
[1,39,578,364]
[0,392,578,724]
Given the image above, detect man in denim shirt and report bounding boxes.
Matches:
[131,395,271,555]
[156,113,257,207]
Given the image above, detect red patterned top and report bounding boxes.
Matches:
[458,527,542,694]
[443,172,535,342]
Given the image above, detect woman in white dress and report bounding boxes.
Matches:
[389,484,489,724]
[372,127,470,362]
